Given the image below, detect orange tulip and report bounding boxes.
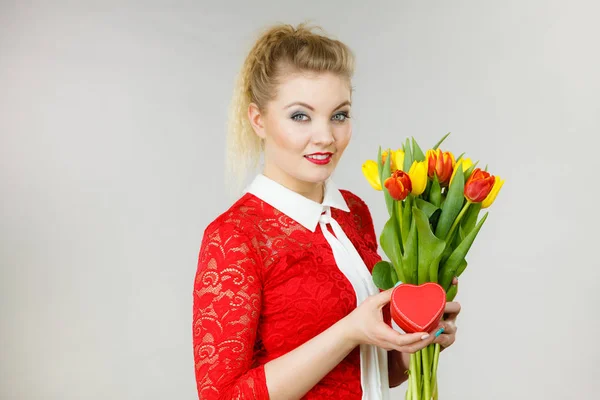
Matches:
[426,149,455,186]
[464,168,495,203]
[384,170,412,201]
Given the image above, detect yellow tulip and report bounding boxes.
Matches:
[450,158,474,185]
[407,160,428,195]
[362,160,382,190]
[481,175,504,208]
[382,149,405,172]
[392,149,405,172]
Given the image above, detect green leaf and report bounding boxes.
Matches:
[446,283,458,301]
[432,132,451,150]
[411,137,426,162]
[439,212,489,290]
[455,152,465,163]
[429,208,442,231]
[380,214,405,283]
[372,261,399,290]
[415,198,439,219]
[435,167,465,240]
[456,259,468,277]
[377,146,383,181]
[401,214,418,284]
[403,138,413,172]
[430,176,442,207]
[413,207,446,284]
[461,202,482,235]
[423,178,432,199]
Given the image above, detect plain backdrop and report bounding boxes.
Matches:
[2,1,599,399]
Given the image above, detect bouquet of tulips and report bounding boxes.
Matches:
[361,133,504,400]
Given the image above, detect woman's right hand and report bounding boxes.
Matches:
[343,288,437,353]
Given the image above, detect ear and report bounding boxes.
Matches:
[248,103,266,140]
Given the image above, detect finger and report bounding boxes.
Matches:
[438,320,457,335]
[434,333,455,348]
[444,301,461,318]
[452,276,458,285]
[398,334,437,353]
[373,288,394,307]
[377,327,430,350]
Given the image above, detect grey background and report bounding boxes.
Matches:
[1,1,599,399]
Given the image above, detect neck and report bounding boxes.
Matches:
[262,166,325,203]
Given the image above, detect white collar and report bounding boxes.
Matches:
[244,174,350,233]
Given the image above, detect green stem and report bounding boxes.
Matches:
[430,343,441,398]
[446,200,470,241]
[422,346,432,399]
[410,353,419,400]
[416,347,422,393]
[395,200,405,254]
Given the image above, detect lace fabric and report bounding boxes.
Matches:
[192,190,389,399]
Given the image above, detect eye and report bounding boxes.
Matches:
[291,112,309,122]
[332,111,351,122]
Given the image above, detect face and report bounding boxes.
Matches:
[248,71,352,197]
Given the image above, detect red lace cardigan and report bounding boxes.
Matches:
[192,189,391,399]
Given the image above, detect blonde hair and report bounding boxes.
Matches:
[225,22,356,195]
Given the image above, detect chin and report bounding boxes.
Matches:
[298,166,335,184]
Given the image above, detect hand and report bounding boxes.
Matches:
[435,277,461,351]
[343,288,437,354]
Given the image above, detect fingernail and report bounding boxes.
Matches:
[434,327,445,337]
[421,334,430,340]
[394,281,403,288]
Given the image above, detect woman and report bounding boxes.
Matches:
[192,22,460,400]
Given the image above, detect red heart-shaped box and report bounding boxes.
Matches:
[391,282,446,333]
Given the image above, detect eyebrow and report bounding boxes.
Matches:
[284,100,351,111]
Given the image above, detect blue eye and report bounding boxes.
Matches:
[333,112,350,122]
[291,112,309,121]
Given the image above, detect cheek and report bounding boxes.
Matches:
[334,125,352,153]
[270,120,311,153]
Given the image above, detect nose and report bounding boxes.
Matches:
[312,122,335,146]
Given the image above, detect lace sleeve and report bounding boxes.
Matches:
[192,224,269,400]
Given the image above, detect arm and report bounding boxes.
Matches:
[193,226,269,399]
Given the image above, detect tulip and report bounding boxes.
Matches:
[449,158,474,185]
[382,149,405,172]
[361,160,382,191]
[464,168,495,203]
[407,160,428,196]
[481,175,504,208]
[426,149,455,185]
[384,170,412,201]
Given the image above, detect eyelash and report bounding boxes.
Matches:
[291,111,351,123]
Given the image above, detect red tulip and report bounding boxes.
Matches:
[384,170,412,201]
[426,149,455,186]
[464,168,495,203]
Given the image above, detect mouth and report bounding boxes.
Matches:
[304,152,334,165]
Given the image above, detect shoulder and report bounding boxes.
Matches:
[339,188,373,217]
[201,192,263,251]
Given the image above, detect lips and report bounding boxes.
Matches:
[304,152,333,165]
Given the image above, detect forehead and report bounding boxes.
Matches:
[273,71,351,105]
